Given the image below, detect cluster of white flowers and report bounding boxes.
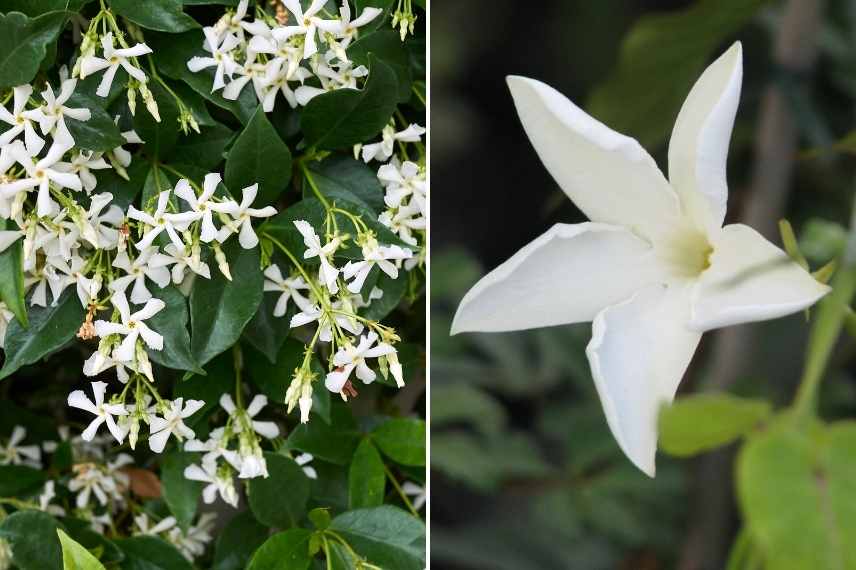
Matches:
[187,0,383,110]
[133,512,216,561]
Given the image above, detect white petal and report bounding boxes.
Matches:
[689,224,830,331]
[506,76,681,242]
[252,420,280,439]
[452,223,668,334]
[586,283,701,477]
[668,42,743,233]
[148,429,171,453]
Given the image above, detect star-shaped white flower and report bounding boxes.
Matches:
[94,291,165,362]
[212,183,277,249]
[67,381,129,442]
[220,393,280,440]
[325,331,396,393]
[362,124,425,163]
[3,135,81,217]
[315,1,383,57]
[79,33,152,97]
[0,425,42,467]
[149,242,211,284]
[187,27,241,92]
[293,219,340,293]
[343,239,412,294]
[263,264,309,317]
[274,0,328,60]
[127,189,195,251]
[173,174,223,243]
[25,77,91,136]
[0,84,45,155]
[451,43,830,477]
[184,457,239,507]
[110,248,171,304]
[148,398,205,453]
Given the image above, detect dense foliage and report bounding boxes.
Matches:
[0,1,426,568]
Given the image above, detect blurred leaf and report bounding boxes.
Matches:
[114,536,192,570]
[329,506,425,570]
[799,219,848,263]
[0,11,66,89]
[0,510,62,570]
[737,423,856,569]
[160,451,202,531]
[0,219,27,327]
[225,106,292,206]
[349,439,386,509]
[371,418,425,466]
[287,402,360,465]
[0,464,46,496]
[109,0,199,32]
[431,385,506,437]
[248,453,310,528]
[658,394,771,457]
[301,57,398,150]
[190,240,263,366]
[245,339,301,401]
[57,529,105,570]
[587,0,767,149]
[246,529,312,570]
[779,219,810,271]
[212,511,268,570]
[0,290,84,380]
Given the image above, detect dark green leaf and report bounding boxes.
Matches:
[65,93,125,152]
[0,290,85,380]
[212,511,268,570]
[147,285,201,373]
[587,0,767,149]
[1,0,90,17]
[287,402,361,465]
[308,508,331,530]
[329,506,425,570]
[173,352,232,430]
[94,161,149,210]
[305,154,385,214]
[161,451,203,531]
[371,418,425,466]
[349,439,386,509]
[247,453,310,528]
[134,81,181,160]
[246,529,312,570]
[349,29,413,103]
[658,394,771,457]
[109,0,199,32]
[225,106,292,205]
[114,536,193,570]
[190,240,263,366]
[0,510,62,570]
[246,338,302,400]
[0,218,27,326]
[261,198,327,261]
[0,465,45,496]
[301,57,398,150]
[171,123,233,170]
[242,292,295,364]
[360,271,407,321]
[148,31,256,124]
[57,529,106,570]
[0,11,67,89]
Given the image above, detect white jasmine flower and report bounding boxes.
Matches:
[294,452,317,479]
[0,426,42,467]
[149,242,211,284]
[316,2,383,55]
[263,264,309,317]
[148,398,205,453]
[133,513,177,536]
[56,150,110,194]
[0,85,45,155]
[379,159,426,215]
[220,394,280,440]
[3,135,80,217]
[275,0,328,60]
[38,481,66,516]
[67,381,129,442]
[173,174,223,243]
[284,367,315,423]
[167,513,216,562]
[379,203,424,246]
[69,464,119,509]
[451,43,831,476]
[110,248,171,304]
[79,33,152,97]
[25,78,91,136]
[290,297,364,342]
[184,457,239,507]
[187,27,241,91]
[212,183,276,248]
[362,124,425,163]
[94,291,165,362]
[79,192,122,248]
[342,239,412,293]
[325,331,396,393]
[293,219,340,293]
[127,189,194,250]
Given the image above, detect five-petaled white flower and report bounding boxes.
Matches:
[80,33,152,97]
[0,425,41,467]
[362,124,425,163]
[26,78,91,136]
[213,183,277,248]
[67,381,129,442]
[3,135,80,217]
[94,291,165,362]
[187,27,241,92]
[110,247,171,304]
[274,0,328,60]
[220,394,280,440]
[451,43,830,477]
[149,398,205,453]
[174,174,223,243]
[127,189,195,250]
[325,331,397,393]
[293,219,340,293]
[0,85,45,155]
[184,457,239,507]
[343,239,412,293]
[263,264,309,317]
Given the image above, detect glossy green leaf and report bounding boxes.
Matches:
[94,160,149,210]
[60,519,123,567]
[0,510,62,570]
[261,198,327,262]
[304,154,385,214]
[161,451,203,531]
[133,81,181,160]
[114,536,192,570]
[738,423,856,570]
[225,106,292,205]
[587,0,767,149]
[173,352,232,430]
[0,11,67,89]
[190,240,263,366]
[1,0,90,16]
[246,338,302,400]
[246,529,312,570]
[360,271,408,321]
[57,529,105,570]
[0,290,85,380]
[658,394,771,457]
[329,506,425,570]
[171,123,233,170]
[0,218,27,327]
[147,285,201,373]
[349,439,386,509]
[349,29,413,102]
[371,418,425,466]
[287,402,361,465]
[212,511,267,570]
[0,464,45,496]
[242,292,296,364]
[148,31,256,124]
[301,57,398,150]
[248,453,310,528]
[109,0,198,32]
[65,93,125,152]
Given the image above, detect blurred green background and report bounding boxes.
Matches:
[430,0,856,568]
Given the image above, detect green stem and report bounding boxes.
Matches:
[382,462,420,519]
[233,344,244,409]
